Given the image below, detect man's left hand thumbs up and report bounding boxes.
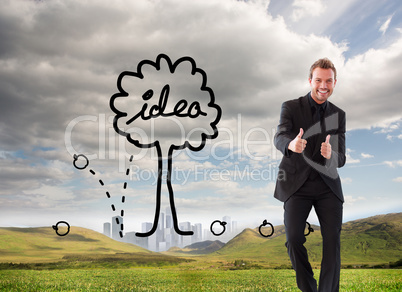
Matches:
[321,135,332,159]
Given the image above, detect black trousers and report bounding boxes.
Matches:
[284,175,343,292]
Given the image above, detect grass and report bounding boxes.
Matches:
[0,268,400,291]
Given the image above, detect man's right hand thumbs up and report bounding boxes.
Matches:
[288,128,307,153]
[297,128,304,138]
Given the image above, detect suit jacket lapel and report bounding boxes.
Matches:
[301,94,314,132]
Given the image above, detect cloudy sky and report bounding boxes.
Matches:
[1,0,401,236]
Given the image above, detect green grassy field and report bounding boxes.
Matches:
[0,268,400,291]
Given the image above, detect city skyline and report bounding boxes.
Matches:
[103,208,238,252]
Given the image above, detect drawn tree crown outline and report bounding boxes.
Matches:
[110,54,222,237]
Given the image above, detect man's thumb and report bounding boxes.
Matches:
[325,135,331,144]
[297,128,304,138]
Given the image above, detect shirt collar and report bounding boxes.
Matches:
[308,92,327,111]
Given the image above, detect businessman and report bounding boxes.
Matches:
[274,58,346,292]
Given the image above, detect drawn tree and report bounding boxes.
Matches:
[110,54,221,236]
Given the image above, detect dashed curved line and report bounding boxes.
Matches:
[74,154,135,240]
[74,154,124,237]
[117,156,133,238]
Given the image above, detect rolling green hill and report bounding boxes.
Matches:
[0,226,156,264]
[209,212,401,268]
[340,213,401,266]
[168,240,225,255]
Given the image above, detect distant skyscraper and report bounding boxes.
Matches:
[112,215,123,240]
[223,216,232,233]
[158,212,165,231]
[103,222,111,237]
[193,223,202,243]
[165,207,173,229]
[124,231,149,250]
[164,227,173,250]
[148,234,158,251]
[159,241,167,252]
[142,222,153,233]
[232,221,238,234]
[179,222,192,247]
[124,231,136,245]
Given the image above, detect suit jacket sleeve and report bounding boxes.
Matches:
[274,101,294,157]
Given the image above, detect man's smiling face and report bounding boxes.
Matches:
[309,67,337,104]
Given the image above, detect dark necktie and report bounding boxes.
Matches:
[313,104,324,124]
[312,105,325,146]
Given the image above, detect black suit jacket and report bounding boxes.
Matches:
[274,93,346,202]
